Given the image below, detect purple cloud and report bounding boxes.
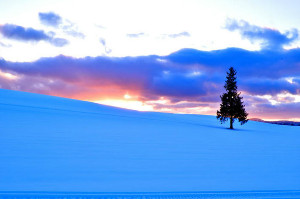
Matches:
[0,24,50,41]
[127,33,145,38]
[51,37,69,47]
[167,32,190,38]
[225,19,299,50]
[38,12,85,38]
[99,38,112,54]
[39,12,62,27]
[62,21,85,39]
[0,24,68,47]
[254,102,300,119]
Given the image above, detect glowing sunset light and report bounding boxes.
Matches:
[256,95,280,105]
[96,99,154,112]
[0,69,18,80]
[123,94,132,99]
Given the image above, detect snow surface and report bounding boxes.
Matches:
[0,89,300,194]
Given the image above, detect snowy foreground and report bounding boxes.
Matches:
[0,89,300,198]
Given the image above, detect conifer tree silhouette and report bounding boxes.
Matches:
[217,67,248,129]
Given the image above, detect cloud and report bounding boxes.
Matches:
[166,32,190,38]
[39,12,62,27]
[62,20,85,39]
[254,102,300,119]
[0,24,68,47]
[167,48,300,79]
[0,24,50,41]
[63,28,85,38]
[39,12,85,39]
[126,32,190,39]
[0,71,83,98]
[151,72,212,97]
[0,47,300,119]
[99,38,112,54]
[241,78,300,95]
[127,33,145,38]
[151,101,210,110]
[0,42,12,48]
[50,37,69,47]
[225,19,299,50]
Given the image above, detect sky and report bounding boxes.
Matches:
[0,0,300,121]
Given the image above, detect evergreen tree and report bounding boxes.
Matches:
[217,67,248,129]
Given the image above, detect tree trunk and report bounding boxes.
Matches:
[230,116,233,129]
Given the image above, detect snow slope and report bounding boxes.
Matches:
[0,88,299,193]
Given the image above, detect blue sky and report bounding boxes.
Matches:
[0,0,300,121]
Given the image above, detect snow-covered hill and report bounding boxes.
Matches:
[0,89,299,196]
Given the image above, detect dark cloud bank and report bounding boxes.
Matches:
[1,47,300,117]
